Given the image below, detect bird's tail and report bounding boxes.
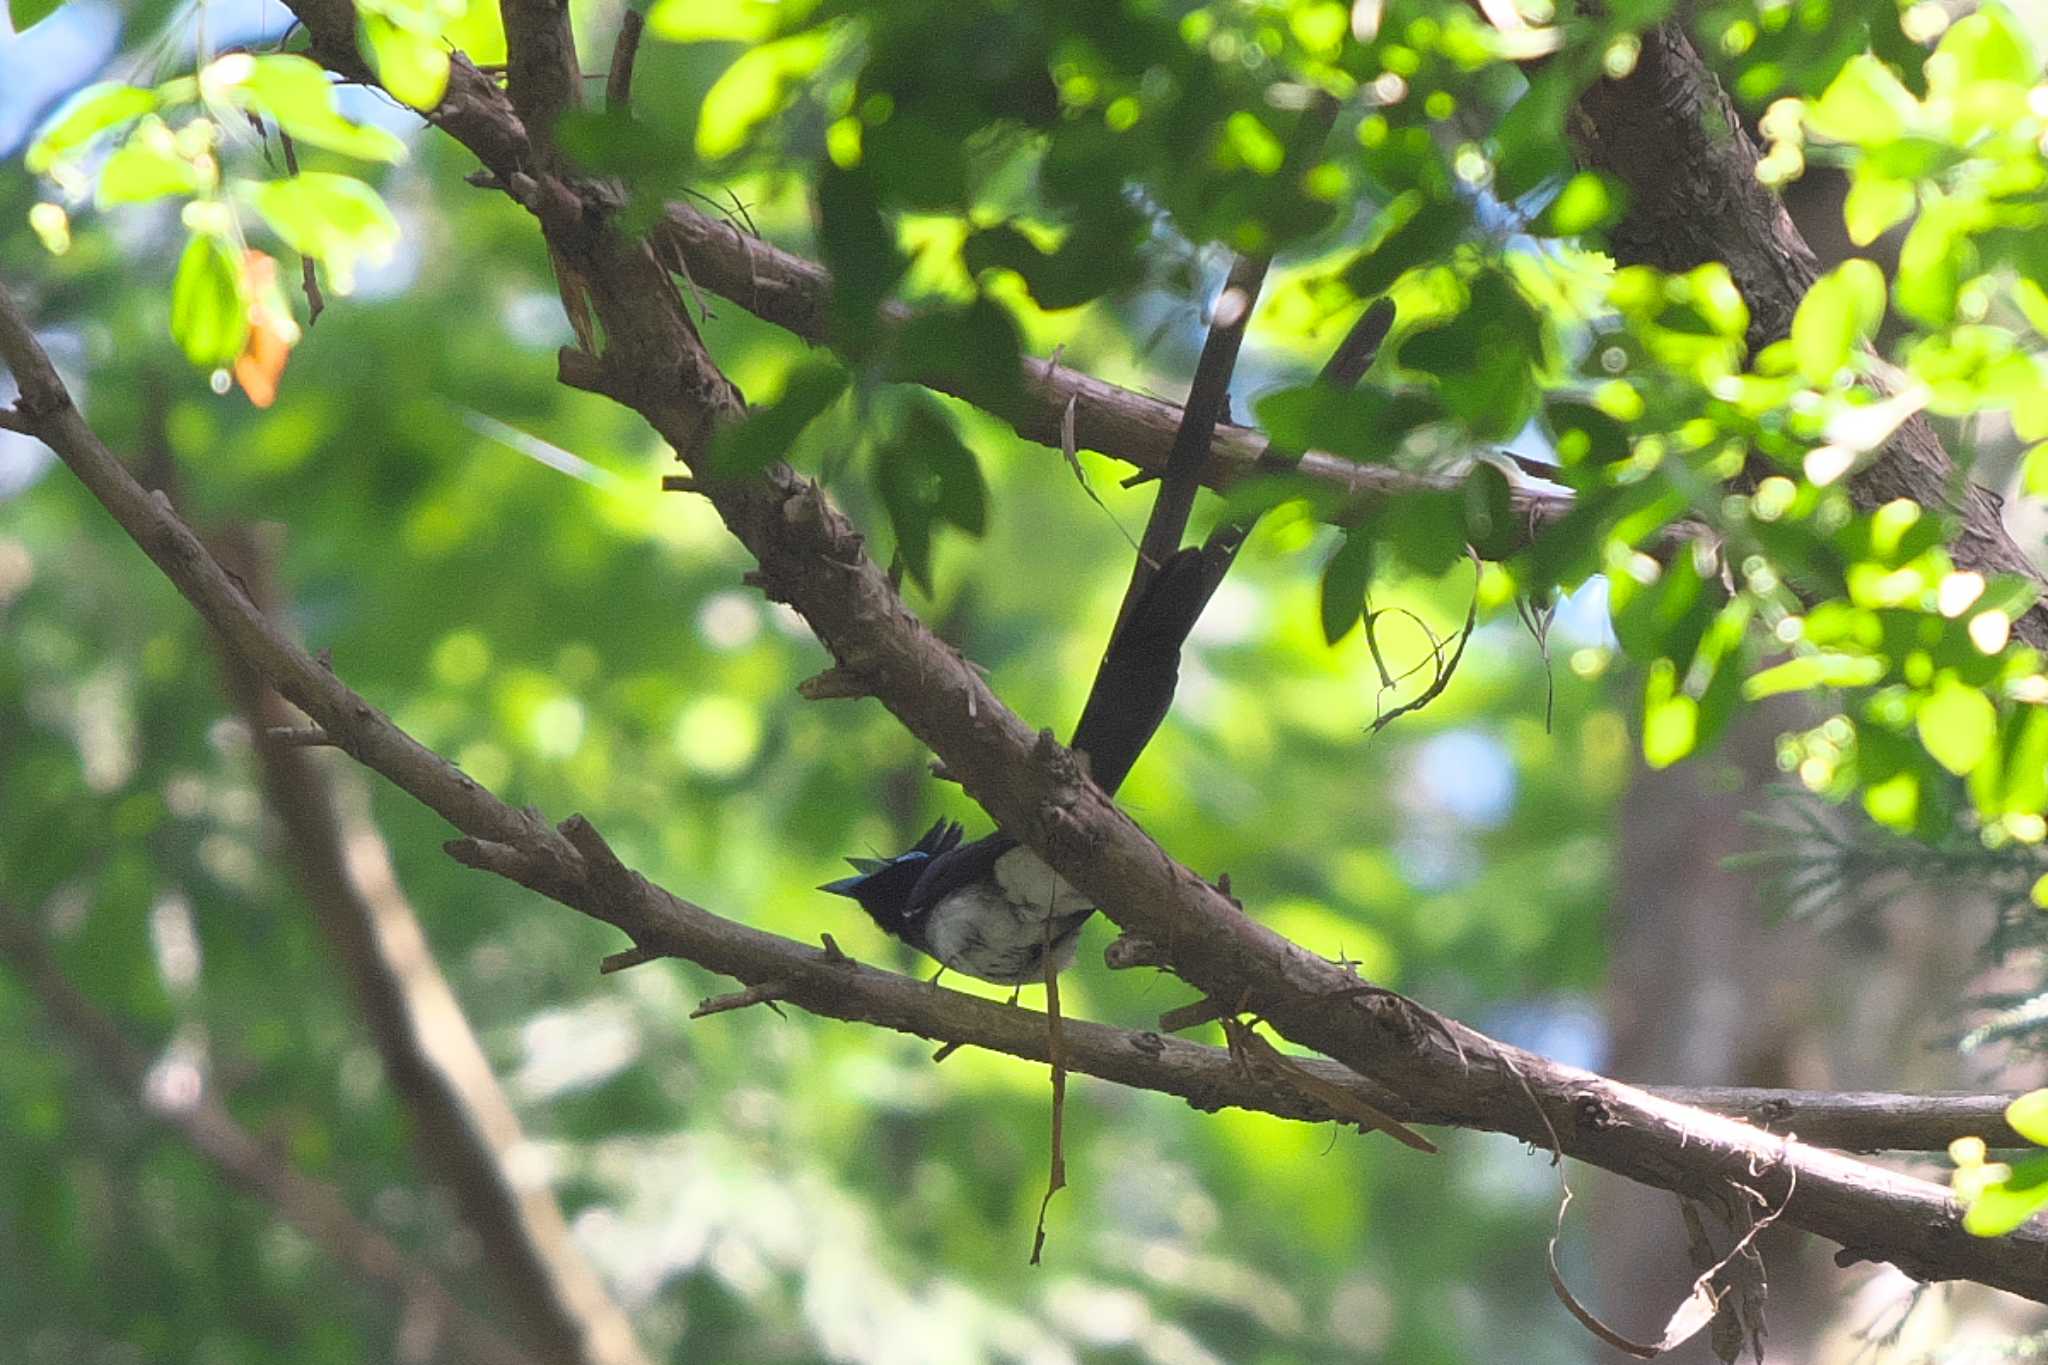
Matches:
[1067,523,1245,796]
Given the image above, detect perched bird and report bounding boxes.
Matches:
[822,538,1239,984]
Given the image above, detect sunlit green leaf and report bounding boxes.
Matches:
[1808,54,1920,147]
[1917,675,1997,777]
[239,172,400,291]
[169,232,247,368]
[1790,259,1886,385]
[1842,172,1915,246]
[1642,659,1697,769]
[1535,172,1623,237]
[2009,1090,2048,1147]
[361,11,451,110]
[1744,653,1886,698]
[648,0,816,41]
[696,30,832,160]
[1964,1154,2048,1237]
[222,55,408,162]
[95,126,206,207]
[26,82,157,174]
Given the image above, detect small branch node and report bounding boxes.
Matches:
[1103,934,1169,971]
[690,978,789,1018]
[601,945,663,975]
[265,724,338,748]
[797,666,870,701]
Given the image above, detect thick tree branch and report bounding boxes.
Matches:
[1571,21,2048,648]
[18,6,2046,1300]
[7,244,2041,1302]
[0,902,544,1365]
[205,528,651,1365]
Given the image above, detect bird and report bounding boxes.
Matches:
[821,537,1240,985]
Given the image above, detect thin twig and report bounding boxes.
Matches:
[604,8,644,110]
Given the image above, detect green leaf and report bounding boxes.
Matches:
[2023,442,2048,497]
[1928,9,2032,137]
[1395,270,1541,441]
[647,0,815,41]
[1535,172,1624,237]
[1807,54,1920,147]
[1964,1154,2048,1237]
[1861,768,1920,831]
[1842,172,1915,246]
[695,30,831,160]
[239,172,400,291]
[1462,462,1516,560]
[361,11,451,110]
[224,55,408,162]
[8,0,62,30]
[872,397,987,591]
[2008,1090,2048,1147]
[889,297,1026,422]
[1642,659,1698,769]
[169,233,248,369]
[814,161,908,359]
[1342,192,1470,298]
[1252,384,1441,465]
[25,82,158,174]
[1896,204,1975,329]
[95,128,206,208]
[1916,675,1997,776]
[1544,400,1630,468]
[1319,524,1375,644]
[707,360,848,476]
[960,212,1144,312]
[1743,653,1886,698]
[1791,259,1887,385]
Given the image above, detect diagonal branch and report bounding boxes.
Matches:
[7,224,2043,1303]
[0,901,545,1365]
[13,4,2044,1300]
[205,527,652,1365]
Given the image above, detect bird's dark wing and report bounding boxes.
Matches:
[905,831,1018,911]
[1067,525,1244,796]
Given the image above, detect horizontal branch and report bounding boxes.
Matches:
[653,202,1587,554]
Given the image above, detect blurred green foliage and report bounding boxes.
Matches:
[7,0,2048,1358]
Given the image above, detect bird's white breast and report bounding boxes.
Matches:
[922,849,1092,984]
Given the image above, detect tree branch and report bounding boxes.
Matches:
[203,526,652,1365]
[649,201,1592,554]
[5,263,2041,1298]
[24,3,2048,1298]
[1570,21,2048,648]
[0,902,544,1365]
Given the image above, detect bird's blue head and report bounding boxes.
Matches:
[820,819,962,934]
